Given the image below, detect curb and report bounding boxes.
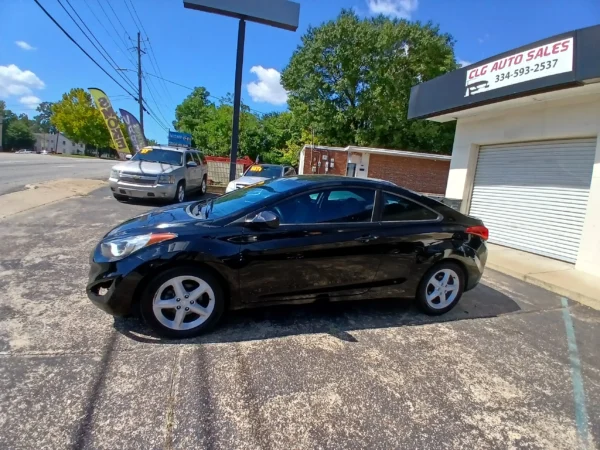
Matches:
[487,262,600,311]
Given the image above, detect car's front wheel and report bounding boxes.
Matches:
[416,261,465,315]
[140,266,225,339]
[173,181,185,203]
[200,175,207,195]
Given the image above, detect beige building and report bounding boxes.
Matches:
[34,132,86,155]
[408,25,600,277]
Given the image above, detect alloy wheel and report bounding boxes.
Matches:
[201,177,207,194]
[425,268,460,309]
[152,275,215,331]
[177,184,185,202]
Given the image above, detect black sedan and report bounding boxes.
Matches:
[87,176,488,339]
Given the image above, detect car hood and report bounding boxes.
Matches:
[105,202,207,238]
[232,175,269,186]
[112,160,179,175]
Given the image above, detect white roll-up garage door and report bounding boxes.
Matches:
[469,138,596,263]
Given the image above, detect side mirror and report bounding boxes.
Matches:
[244,210,280,229]
[126,154,133,160]
[186,161,198,168]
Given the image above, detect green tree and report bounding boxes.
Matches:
[51,88,111,149]
[281,10,457,154]
[5,120,35,149]
[33,102,55,133]
[146,138,158,146]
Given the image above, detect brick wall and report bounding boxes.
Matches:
[303,148,347,176]
[367,154,450,194]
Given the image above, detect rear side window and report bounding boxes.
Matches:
[192,152,202,164]
[198,152,207,164]
[381,192,439,221]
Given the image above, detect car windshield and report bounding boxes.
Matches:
[244,165,283,179]
[131,148,183,166]
[197,177,308,220]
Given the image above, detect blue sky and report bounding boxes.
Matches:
[1,0,598,142]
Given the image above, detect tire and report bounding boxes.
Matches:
[173,181,185,203]
[113,194,128,202]
[200,175,208,195]
[416,261,465,315]
[140,266,225,339]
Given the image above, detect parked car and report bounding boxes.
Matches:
[108,146,208,202]
[87,175,488,339]
[225,164,296,193]
[40,150,48,155]
[15,149,33,154]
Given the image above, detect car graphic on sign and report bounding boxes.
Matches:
[465,80,489,96]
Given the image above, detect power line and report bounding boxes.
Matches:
[142,74,171,130]
[107,0,132,41]
[144,72,270,116]
[83,0,137,69]
[33,0,139,101]
[125,0,175,105]
[55,0,139,94]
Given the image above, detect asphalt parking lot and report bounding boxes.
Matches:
[0,186,598,449]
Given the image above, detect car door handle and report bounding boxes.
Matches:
[355,235,379,243]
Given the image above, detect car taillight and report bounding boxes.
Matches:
[466,225,489,241]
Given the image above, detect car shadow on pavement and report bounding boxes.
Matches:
[113,283,521,345]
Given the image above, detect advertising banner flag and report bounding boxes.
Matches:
[88,88,132,158]
[119,108,146,153]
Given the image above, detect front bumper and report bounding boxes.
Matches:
[109,178,177,199]
[86,257,145,316]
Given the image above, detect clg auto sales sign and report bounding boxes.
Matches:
[465,38,573,97]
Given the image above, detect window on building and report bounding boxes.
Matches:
[63,141,66,145]
[381,192,439,222]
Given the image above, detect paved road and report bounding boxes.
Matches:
[0,188,598,449]
[0,153,115,196]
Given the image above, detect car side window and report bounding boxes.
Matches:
[273,188,375,224]
[185,152,194,165]
[197,151,207,164]
[191,152,202,165]
[381,192,439,221]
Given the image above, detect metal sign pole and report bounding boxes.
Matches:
[229,18,246,182]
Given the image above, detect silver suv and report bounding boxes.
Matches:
[109,146,208,202]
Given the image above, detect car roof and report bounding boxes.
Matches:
[253,163,285,167]
[285,175,396,187]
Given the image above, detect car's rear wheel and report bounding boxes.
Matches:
[113,194,128,202]
[416,261,464,315]
[173,181,185,203]
[140,267,225,339]
[200,175,207,195]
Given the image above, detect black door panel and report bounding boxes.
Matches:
[238,223,382,302]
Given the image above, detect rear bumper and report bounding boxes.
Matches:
[464,241,487,291]
[109,178,177,199]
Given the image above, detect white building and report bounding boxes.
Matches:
[408,25,600,277]
[34,132,86,155]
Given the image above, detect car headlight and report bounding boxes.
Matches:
[100,232,177,261]
[110,169,119,179]
[158,174,175,184]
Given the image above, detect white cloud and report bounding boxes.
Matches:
[458,59,472,68]
[246,66,288,105]
[0,64,45,100]
[366,0,418,19]
[19,95,42,109]
[15,41,36,51]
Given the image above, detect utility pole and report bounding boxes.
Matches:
[137,32,144,133]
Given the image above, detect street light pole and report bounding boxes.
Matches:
[229,19,246,182]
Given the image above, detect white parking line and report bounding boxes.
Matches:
[56,165,75,168]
